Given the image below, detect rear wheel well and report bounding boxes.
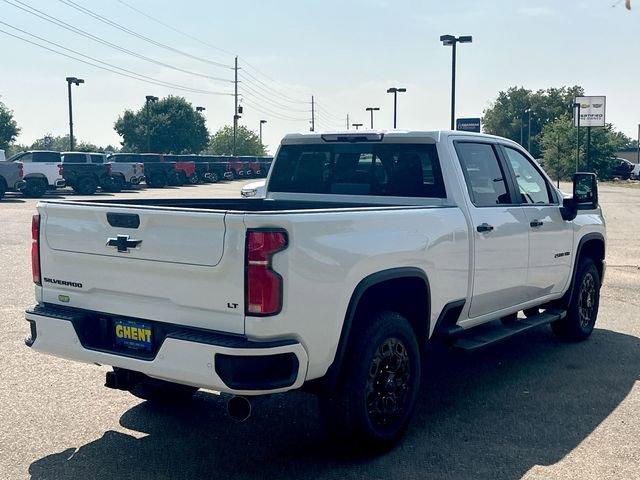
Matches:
[350,276,430,350]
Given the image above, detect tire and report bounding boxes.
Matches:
[147,172,167,188]
[167,172,182,186]
[551,258,601,341]
[75,176,98,195]
[188,173,199,185]
[22,178,47,198]
[128,378,198,404]
[210,172,219,183]
[320,311,421,450]
[101,175,124,193]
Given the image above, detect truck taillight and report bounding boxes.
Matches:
[106,163,112,174]
[245,229,288,315]
[31,214,41,285]
[18,163,23,178]
[58,164,63,175]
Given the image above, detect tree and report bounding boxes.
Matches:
[540,116,629,181]
[25,134,114,153]
[0,100,20,151]
[114,96,208,153]
[482,85,584,158]
[207,125,267,156]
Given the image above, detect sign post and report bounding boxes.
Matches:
[456,117,481,133]
[573,96,606,172]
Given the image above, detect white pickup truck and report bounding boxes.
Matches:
[26,131,605,448]
[7,150,66,197]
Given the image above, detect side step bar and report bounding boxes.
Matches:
[450,309,566,352]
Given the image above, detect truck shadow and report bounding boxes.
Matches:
[29,328,639,480]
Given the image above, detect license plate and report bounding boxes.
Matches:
[114,319,153,351]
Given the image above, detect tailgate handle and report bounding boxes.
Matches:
[107,212,140,229]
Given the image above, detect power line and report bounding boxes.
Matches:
[0,21,233,96]
[240,82,310,113]
[55,0,232,69]
[241,99,308,122]
[114,0,235,57]
[239,68,309,104]
[315,102,345,121]
[3,0,233,83]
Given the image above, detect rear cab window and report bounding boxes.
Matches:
[269,143,446,198]
[33,152,61,163]
[90,154,105,164]
[61,153,88,163]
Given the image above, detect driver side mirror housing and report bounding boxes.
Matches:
[561,172,599,221]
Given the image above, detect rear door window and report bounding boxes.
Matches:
[90,154,105,164]
[61,153,87,163]
[454,142,511,207]
[269,143,446,198]
[33,152,61,163]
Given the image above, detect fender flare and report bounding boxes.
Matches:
[319,267,430,390]
[563,232,605,306]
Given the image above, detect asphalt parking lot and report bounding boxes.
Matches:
[0,181,638,480]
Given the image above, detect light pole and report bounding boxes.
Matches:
[365,107,380,129]
[386,87,406,129]
[525,108,533,152]
[440,34,472,130]
[352,123,363,131]
[196,106,206,113]
[66,77,84,150]
[145,95,159,153]
[259,119,267,146]
[636,123,639,165]
[573,101,581,172]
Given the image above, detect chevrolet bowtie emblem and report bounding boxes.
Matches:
[106,235,142,253]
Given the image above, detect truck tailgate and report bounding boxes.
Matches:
[38,202,246,334]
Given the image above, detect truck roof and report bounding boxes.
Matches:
[281,130,513,145]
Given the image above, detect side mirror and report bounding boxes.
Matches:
[573,172,598,210]
[561,172,598,221]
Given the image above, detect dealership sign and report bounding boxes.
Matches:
[456,118,481,133]
[574,96,606,127]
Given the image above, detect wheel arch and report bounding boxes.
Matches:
[563,232,605,306]
[317,267,431,391]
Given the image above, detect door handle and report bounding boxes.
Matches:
[476,223,494,233]
[530,219,544,228]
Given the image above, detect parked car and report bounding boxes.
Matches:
[240,179,266,198]
[25,130,605,448]
[0,159,25,200]
[166,154,210,184]
[611,157,634,179]
[60,152,115,195]
[7,150,65,197]
[208,155,235,181]
[90,153,145,191]
[108,154,172,188]
[229,157,252,178]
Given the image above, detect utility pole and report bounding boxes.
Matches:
[346,114,350,130]
[352,123,363,130]
[233,55,239,155]
[310,95,315,132]
[366,107,380,129]
[586,126,591,171]
[66,76,84,151]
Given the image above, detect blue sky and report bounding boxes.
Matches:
[0,0,638,153]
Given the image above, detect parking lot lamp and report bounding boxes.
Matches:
[365,107,380,129]
[259,120,267,146]
[352,123,363,130]
[440,35,472,130]
[386,88,406,128]
[66,77,84,151]
[145,95,159,153]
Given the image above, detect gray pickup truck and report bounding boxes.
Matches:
[0,160,26,200]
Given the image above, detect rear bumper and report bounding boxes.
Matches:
[13,180,26,190]
[54,179,66,188]
[223,172,234,180]
[129,176,145,185]
[25,305,308,395]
